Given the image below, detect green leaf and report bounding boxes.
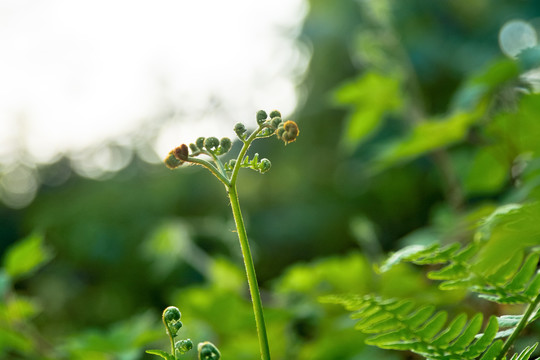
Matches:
[450,313,484,351]
[476,202,540,275]
[524,272,540,298]
[510,343,539,360]
[464,147,509,195]
[464,316,498,358]
[428,263,468,281]
[335,71,402,149]
[506,253,540,291]
[486,251,523,283]
[2,233,52,280]
[378,244,430,272]
[478,340,503,360]
[431,313,468,346]
[404,306,436,329]
[146,349,175,360]
[497,315,522,328]
[451,59,519,111]
[415,311,447,340]
[375,107,484,168]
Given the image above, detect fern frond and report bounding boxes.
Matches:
[509,343,538,360]
[380,242,540,304]
[321,294,503,360]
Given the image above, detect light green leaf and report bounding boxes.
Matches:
[414,311,447,340]
[378,244,428,272]
[3,233,52,280]
[450,313,483,351]
[431,313,467,346]
[465,316,498,358]
[506,253,540,291]
[476,202,540,274]
[376,107,484,168]
[510,343,539,360]
[478,340,503,360]
[335,71,402,149]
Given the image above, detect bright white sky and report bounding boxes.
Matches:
[0,0,307,166]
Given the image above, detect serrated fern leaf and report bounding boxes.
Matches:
[380,242,540,304]
[321,294,502,360]
[509,343,538,360]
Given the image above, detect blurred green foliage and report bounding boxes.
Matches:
[3,0,540,359]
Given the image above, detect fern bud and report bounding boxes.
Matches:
[225,159,236,172]
[234,122,247,138]
[269,110,281,118]
[196,137,205,150]
[173,144,189,161]
[164,151,183,169]
[172,320,183,332]
[198,341,221,360]
[163,306,181,322]
[270,116,282,129]
[175,339,193,355]
[256,110,268,125]
[278,120,299,144]
[220,137,232,153]
[259,158,271,173]
[189,143,199,153]
[204,137,220,151]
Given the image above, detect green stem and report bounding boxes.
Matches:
[496,293,540,360]
[228,184,271,360]
[187,156,230,187]
[162,316,175,356]
[230,125,263,185]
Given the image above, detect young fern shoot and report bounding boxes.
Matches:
[147,306,221,360]
[162,110,299,360]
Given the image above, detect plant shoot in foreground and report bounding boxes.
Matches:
[152,110,298,360]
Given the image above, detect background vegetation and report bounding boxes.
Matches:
[3,1,540,359]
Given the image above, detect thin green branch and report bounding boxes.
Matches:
[187,156,230,187]
[162,316,175,356]
[230,125,263,186]
[496,293,540,360]
[228,185,271,360]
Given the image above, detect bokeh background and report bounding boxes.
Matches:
[3,1,540,359]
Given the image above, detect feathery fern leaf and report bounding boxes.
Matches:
[379,242,540,304]
[321,294,503,360]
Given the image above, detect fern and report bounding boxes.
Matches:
[323,240,540,359]
[321,294,504,360]
[379,242,540,304]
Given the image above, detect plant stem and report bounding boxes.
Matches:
[496,293,540,360]
[188,157,230,187]
[162,316,175,356]
[227,184,271,360]
[230,125,263,185]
